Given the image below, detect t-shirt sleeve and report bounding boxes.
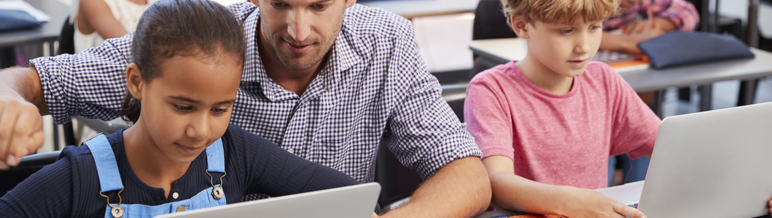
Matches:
[225,125,359,197]
[604,65,661,159]
[0,157,74,217]
[464,73,515,161]
[28,33,135,124]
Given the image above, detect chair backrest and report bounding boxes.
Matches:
[470,0,515,77]
[472,0,517,40]
[57,16,75,55]
[0,150,61,197]
[441,84,468,122]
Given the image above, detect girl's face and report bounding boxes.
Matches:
[127,51,243,163]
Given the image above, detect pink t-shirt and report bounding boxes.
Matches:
[465,61,660,189]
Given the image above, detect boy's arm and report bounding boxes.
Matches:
[483,155,646,218]
[0,67,47,169]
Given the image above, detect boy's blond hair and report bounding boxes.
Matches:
[501,0,619,24]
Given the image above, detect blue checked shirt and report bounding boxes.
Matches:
[31,3,481,184]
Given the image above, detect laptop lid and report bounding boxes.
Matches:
[155,182,381,218]
[637,102,772,218]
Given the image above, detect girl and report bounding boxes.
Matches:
[0,0,360,217]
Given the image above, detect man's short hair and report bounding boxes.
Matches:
[500,0,619,24]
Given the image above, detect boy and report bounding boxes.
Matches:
[601,0,699,53]
[465,0,658,217]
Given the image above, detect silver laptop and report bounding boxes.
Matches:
[631,102,772,217]
[155,182,380,218]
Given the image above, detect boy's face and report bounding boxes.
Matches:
[519,18,603,78]
[130,52,242,163]
[257,0,356,71]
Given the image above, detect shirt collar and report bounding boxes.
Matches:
[240,7,364,102]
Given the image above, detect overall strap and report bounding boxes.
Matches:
[84,134,123,193]
[206,138,225,173]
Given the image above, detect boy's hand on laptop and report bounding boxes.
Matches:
[0,96,44,170]
[563,187,647,218]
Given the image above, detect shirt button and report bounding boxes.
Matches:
[172,192,179,199]
[287,148,294,154]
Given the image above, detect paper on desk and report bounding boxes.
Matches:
[0,0,50,22]
[595,181,644,205]
[412,13,475,73]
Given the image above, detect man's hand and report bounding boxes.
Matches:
[0,97,44,170]
[0,66,47,170]
[560,187,646,218]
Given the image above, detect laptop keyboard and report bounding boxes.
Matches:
[629,203,638,209]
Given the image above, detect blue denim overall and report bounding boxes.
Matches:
[83,135,228,218]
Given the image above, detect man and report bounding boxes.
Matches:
[0,0,490,217]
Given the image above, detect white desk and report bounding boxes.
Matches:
[360,0,479,18]
[470,38,772,116]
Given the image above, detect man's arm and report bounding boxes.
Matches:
[484,156,645,218]
[0,67,46,169]
[381,156,490,218]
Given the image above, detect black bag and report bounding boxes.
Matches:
[638,31,755,69]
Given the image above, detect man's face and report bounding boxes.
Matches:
[258,0,354,71]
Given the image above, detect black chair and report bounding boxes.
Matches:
[374,84,469,213]
[470,0,517,78]
[0,150,61,197]
[757,0,772,52]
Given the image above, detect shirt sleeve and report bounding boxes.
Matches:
[383,23,482,180]
[649,0,700,31]
[225,125,359,197]
[29,33,135,124]
[464,74,515,161]
[0,157,74,217]
[604,65,661,159]
[603,0,699,32]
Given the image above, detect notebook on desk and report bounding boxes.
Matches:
[155,183,381,218]
[592,50,650,73]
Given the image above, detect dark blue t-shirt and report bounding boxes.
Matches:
[0,124,359,217]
